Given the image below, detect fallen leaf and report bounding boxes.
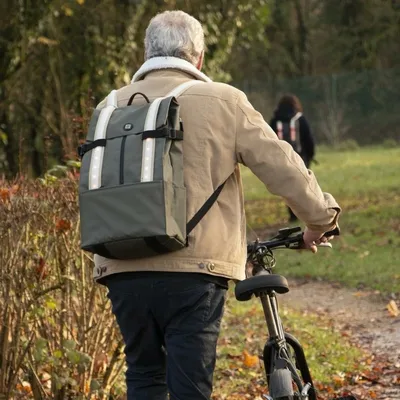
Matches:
[369,390,377,398]
[243,350,258,368]
[386,300,399,317]
[352,291,368,297]
[332,374,345,385]
[55,218,71,233]
[358,250,370,258]
[0,188,10,202]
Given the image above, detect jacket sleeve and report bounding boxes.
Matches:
[235,91,340,232]
[299,116,315,161]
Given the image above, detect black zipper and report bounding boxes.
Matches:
[119,136,127,184]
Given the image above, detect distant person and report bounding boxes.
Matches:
[270,94,315,222]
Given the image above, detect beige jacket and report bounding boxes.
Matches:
[93,68,340,282]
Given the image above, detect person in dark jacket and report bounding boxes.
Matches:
[269,94,315,221]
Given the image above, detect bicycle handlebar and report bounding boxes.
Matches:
[247,226,340,254]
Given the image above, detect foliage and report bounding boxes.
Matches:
[0,0,272,178]
[0,169,124,399]
[230,0,400,79]
[334,139,359,151]
[1,1,400,177]
[382,138,398,148]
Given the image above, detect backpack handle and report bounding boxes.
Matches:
[127,92,150,105]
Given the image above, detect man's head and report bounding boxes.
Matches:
[144,11,205,70]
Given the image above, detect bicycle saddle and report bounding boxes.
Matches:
[235,274,289,301]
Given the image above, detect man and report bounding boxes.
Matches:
[96,10,341,400]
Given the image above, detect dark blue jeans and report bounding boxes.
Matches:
[104,272,227,400]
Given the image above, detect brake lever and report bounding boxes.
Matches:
[317,242,332,248]
[290,242,333,250]
[289,235,333,250]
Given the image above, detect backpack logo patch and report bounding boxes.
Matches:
[123,123,133,131]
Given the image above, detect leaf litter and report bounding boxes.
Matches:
[212,280,399,399]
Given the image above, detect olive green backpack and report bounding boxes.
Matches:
[78,81,225,259]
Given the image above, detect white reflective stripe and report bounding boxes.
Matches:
[289,112,302,147]
[106,90,118,107]
[88,106,115,189]
[140,81,202,182]
[289,112,302,127]
[88,90,118,190]
[141,98,163,182]
[276,121,283,139]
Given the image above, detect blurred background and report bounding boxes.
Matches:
[1,0,399,178]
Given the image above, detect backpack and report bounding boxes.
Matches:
[78,81,225,260]
[276,112,302,153]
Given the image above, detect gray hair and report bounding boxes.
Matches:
[144,11,204,65]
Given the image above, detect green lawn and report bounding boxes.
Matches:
[242,146,400,294]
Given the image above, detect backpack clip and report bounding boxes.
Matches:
[77,139,107,158]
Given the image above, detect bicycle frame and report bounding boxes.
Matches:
[259,288,317,400]
[236,226,341,400]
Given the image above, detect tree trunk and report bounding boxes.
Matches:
[0,111,18,178]
[293,0,309,75]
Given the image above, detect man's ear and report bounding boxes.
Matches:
[196,51,204,71]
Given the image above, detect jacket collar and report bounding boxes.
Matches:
[131,56,212,83]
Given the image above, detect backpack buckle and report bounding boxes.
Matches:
[170,129,177,139]
[77,144,87,158]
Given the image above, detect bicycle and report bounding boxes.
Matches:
[235,226,356,400]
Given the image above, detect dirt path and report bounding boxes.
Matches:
[283,279,400,399]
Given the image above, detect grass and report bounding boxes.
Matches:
[212,146,399,398]
[243,146,399,202]
[242,146,400,294]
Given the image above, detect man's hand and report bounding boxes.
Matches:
[302,227,333,253]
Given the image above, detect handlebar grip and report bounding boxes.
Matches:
[324,226,340,237]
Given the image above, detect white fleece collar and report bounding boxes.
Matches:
[131,57,212,83]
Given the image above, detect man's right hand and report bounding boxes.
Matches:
[303,227,333,253]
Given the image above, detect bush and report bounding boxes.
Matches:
[382,138,398,148]
[0,171,125,399]
[334,139,360,151]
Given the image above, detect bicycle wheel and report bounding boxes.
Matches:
[284,334,317,400]
[264,342,311,400]
[269,368,294,399]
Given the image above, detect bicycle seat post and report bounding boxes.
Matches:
[259,293,280,340]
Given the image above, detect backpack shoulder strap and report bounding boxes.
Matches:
[290,112,302,125]
[140,81,202,182]
[142,79,226,235]
[186,180,226,236]
[167,80,202,98]
[289,112,302,145]
[106,90,118,107]
[167,80,227,236]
